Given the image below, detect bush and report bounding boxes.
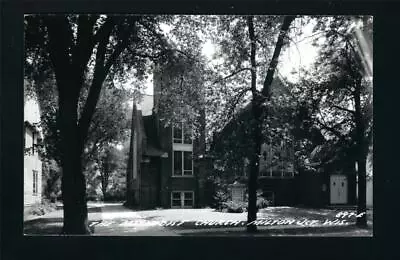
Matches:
[256,197,271,209]
[213,190,230,211]
[222,200,248,213]
[104,193,125,202]
[105,185,126,202]
[25,199,57,217]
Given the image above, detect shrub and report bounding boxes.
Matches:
[256,197,271,209]
[105,185,126,202]
[222,200,247,213]
[25,199,57,217]
[213,190,230,211]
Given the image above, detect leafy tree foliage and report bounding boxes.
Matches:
[154,53,209,135]
[299,16,373,226]
[85,144,128,201]
[24,14,174,234]
[151,16,213,139]
[198,15,296,232]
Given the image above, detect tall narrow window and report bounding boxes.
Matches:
[183,151,193,176]
[183,192,193,207]
[32,170,38,195]
[173,123,183,143]
[173,151,183,176]
[184,127,192,144]
[171,192,181,207]
[173,151,193,176]
[173,122,192,144]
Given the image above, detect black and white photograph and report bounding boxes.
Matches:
[23,14,373,236]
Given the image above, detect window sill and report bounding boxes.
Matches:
[171,175,194,178]
[259,176,295,179]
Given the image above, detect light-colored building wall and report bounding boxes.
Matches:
[24,151,42,205]
[24,96,43,206]
[24,98,41,127]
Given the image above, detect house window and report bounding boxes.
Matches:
[32,170,38,195]
[173,122,192,144]
[173,151,193,176]
[25,127,33,154]
[259,142,295,178]
[171,192,182,207]
[171,191,194,208]
[32,131,36,155]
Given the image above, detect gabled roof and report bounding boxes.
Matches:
[129,98,167,158]
[142,114,166,157]
[213,77,290,142]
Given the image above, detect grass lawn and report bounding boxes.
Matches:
[134,206,372,224]
[24,204,373,236]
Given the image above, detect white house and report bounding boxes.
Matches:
[24,93,43,206]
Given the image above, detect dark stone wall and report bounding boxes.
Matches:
[258,178,297,206]
[295,171,325,207]
[140,157,161,209]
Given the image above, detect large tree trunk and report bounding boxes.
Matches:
[42,15,136,234]
[354,77,368,228]
[247,104,263,233]
[246,15,259,233]
[59,94,90,234]
[101,178,108,201]
[356,156,367,227]
[245,15,295,233]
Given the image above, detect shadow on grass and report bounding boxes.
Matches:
[180,224,372,237]
[24,220,98,235]
[258,207,361,222]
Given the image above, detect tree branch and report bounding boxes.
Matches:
[225,87,252,124]
[247,16,257,94]
[261,15,296,98]
[77,17,117,148]
[71,15,99,86]
[332,105,356,115]
[315,117,347,142]
[212,68,252,85]
[173,49,203,63]
[294,31,325,44]
[43,16,74,95]
[104,17,138,73]
[78,17,138,148]
[138,19,201,64]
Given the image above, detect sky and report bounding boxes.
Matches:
[140,18,321,95]
[278,20,319,82]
